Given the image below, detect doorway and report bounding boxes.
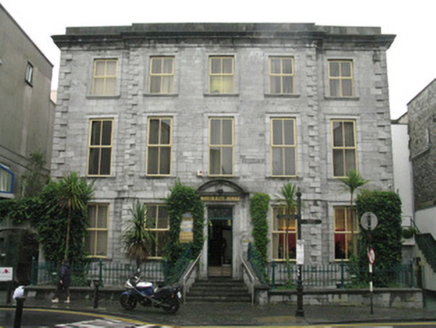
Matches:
[208,207,232,277]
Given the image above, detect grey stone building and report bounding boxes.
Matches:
[51,23,395,279]
[0,4,55,199]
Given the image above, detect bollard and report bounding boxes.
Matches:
[93,279,100,309]
[14,296,26,328]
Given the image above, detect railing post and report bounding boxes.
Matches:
[99,259,103,287]
[30,257,36,286]
[410,259,414,288]
[340,260,345,289]
[271,261,276,290]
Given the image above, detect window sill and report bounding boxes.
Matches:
[266,176,300,180]
[142,175,177,179]
[143,93,179,97]
[86,95,121,100]
[204,93,239,97]
[87,175,116,179]
[265,94,300,98]
[324,96,359,101]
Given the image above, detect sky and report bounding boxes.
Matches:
[2,0,435,120]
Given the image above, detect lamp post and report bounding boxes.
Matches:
[295,190,304,317]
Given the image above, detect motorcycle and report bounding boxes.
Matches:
[120,275,182,314]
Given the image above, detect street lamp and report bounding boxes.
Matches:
[295,190,304,317]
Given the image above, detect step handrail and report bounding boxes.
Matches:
[240,255,255,305]
[181,250,202,304]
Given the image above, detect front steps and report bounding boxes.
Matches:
[186,277,251,303]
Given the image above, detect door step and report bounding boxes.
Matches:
[186,277,251,303]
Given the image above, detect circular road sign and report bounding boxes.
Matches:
[368,248,375,264]
[360,212,378,230]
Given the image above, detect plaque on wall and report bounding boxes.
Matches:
[179,212,194,243]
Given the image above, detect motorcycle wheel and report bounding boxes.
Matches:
[162,297,179,314]
[120,294,137,311]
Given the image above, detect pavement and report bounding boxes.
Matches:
[2,296,436,327]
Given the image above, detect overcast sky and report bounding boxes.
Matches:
[2,0,435,119]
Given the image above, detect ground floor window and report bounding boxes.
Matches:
[0,164,14,194]
[271,206,297,261]
[334,206,358,260]
[85,204,109,257]
[145,204,169,259]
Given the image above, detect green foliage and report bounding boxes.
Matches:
[165,180,205,270]
[249,193,270,267]
[123,202,155,269]
[275,183,298,211]
[355,190,403,286]
[21,151,49,198]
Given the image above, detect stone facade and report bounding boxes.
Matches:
[51,23,395,279]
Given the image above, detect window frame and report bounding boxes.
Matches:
[87,118,114,177]
[208,56,235,94]
[270,118,297,177]
[333,206,358,261]
[268,56,295,95]
[85,203,109,258]
[149,56,175,94]
[271,206,297,261]
[145,204,170,259]
[25,62,33,85]
[331,119,357,178]
[208,117,234,177]
[328,59,354,98]
[0,164,14,195]
[91,58,118,96]
[146,117,173,176]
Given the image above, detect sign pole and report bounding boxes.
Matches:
[368,217,373,315]
[295,190,304,317]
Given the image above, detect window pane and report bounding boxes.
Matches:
[222,120,232,145]
[272,148,283,175]
[341,62,352,77]
[334,234,346,259]
[146,206,157,228]
[88,206,97,228]
[151,58,162,74]
[210,148,221,175]
[283,120,294,145]
[100,148,111,175]
[159,147,171,174]
[88,148,100,175]
[222,57,233,74]
[210,120,221,145]
[147,147,159,175]
[150,76,161,93]
[163,58,173,73]
[270,76,281,94]
[97,206,108,228]
[329,62,340,77]
[96,231,108,256]
[333,149,344,176]
[345,149,356,173]
[282,76,293,94]
[222,76,234,93]
[282,58,293,74]
[210,76,221,93]
[284,148,296,176]
[210,58,221,74]
[90,121,102,146]
[222,147,233,175]
[156,231,168,257]
[272,120,283,145]
[85,233,95,255]
[342,79,353,96]
[270,58,281,74]
[149,119,160,144]
[335,208,346,231]
[330,80,340,97]
[332,122,343,147]
[161,76,174,93]
[106,61,117,75]
[157,207,169,229]
[95,61,106,76]
[343,122,355,146]
[101,121,112,146]
[160,120,171,145]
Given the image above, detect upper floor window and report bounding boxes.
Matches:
[331,120,357,177]
[145,204,169,259]
[269,57,294,94]
[85,204,109,258]
[328,60,354,97]
[0,164,14,194]
[271,206,297,261]
[92,59,118,96]
[88,119,113,176]
[150,57,175,94]
[209,56,234,94]
[25,62,33,85]
[146,117,172,176]
[334,207,358,260]
[271,118,296,176]
[209,117,233,176]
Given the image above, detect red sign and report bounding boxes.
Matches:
[368,248,375,264]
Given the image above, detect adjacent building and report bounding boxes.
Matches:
[0,4,55,199]
[51,23,395,279]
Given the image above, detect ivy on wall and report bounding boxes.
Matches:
[165,180,205,269]
[249,192,270,267]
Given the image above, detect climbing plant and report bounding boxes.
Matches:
[249,192,270,267]
[165,180,205,269]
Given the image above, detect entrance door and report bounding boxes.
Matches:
[208,207,232,277]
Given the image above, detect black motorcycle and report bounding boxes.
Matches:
[120,275,182,314]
